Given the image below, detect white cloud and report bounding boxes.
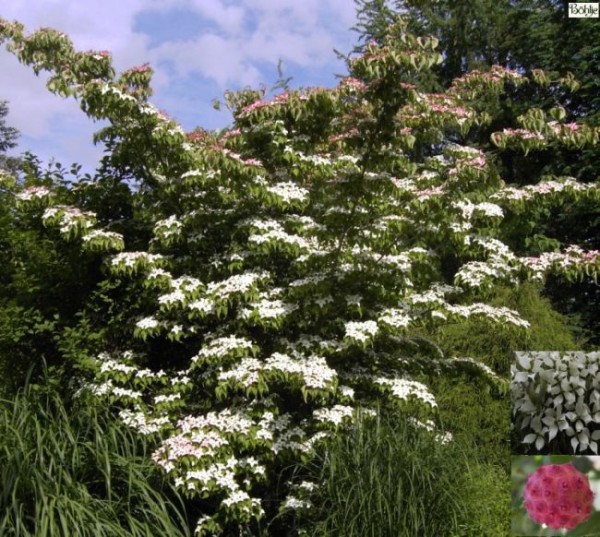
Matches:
[152,35,263,87]
[143,0,356,94]
[2,0,155,70]
[192,1,246,34]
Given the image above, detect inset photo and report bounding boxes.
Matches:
[512,352,600,455]
[512,456,600,536]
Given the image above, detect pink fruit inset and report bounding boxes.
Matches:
[524,463,594,530]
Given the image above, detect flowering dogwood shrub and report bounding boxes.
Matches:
[512,351,600,454]
[2,17,599,535]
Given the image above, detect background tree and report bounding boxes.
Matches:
[0,99,20,173]
[0,102,147,395]
[354,0,516,88]
[352,0,600,345]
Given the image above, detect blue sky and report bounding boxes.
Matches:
[0,0,358,174]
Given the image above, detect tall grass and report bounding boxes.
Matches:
[301,411,509,537]
[0,382,191,537]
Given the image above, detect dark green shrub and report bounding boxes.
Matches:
[433,283,581,376]
[432,376,509,471]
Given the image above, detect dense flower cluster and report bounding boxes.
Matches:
[109,251,164,275]
[521,246,600,283]
[374,377,437,407]
[153,215,183,245]
[81,229,125,251]
[42,205,96,238]
[15,185,52,202]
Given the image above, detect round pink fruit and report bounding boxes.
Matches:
[524,463,594,530]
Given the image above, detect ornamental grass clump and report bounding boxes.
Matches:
[299,411,509,537]
[0,381,190,537]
